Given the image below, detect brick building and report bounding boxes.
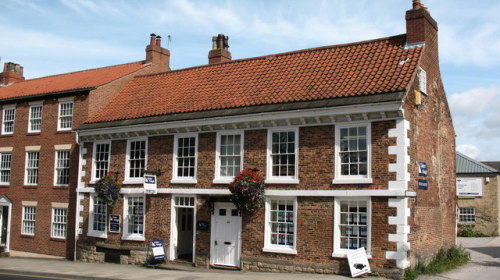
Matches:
[456,152,499,236]
[75,1,455,277]
[0,35,170,257]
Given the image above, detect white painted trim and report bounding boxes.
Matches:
[50,207,67,239]
[24,151,39,186]
[169,195,197,262]
[172,133,198,183]
[78,102,403,137]
[54,150,71,186]
[266,127,299,182]
[263,196,298,255]
[87,194,107,239]
[388,119,410,191]
[27,103,43,133]
[214,130,244,183]
[122,194,146,241]
[57,100,74,131]
[334,122,372,182]
[91,140,111,182]
[0,196,12,252]
[124,138,148,183]
[1,105,15,135]
[385,197,411,269]
[332,197,372,256]
[210,202,243,266]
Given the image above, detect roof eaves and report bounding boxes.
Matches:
[77,91,405,131]
[0,87,95,104]
[456,151,497,174]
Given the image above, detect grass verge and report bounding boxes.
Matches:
[404,246,470,280]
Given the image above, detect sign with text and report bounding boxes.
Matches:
[457,177,483,196]
[417,161,428,177]
[109,214,120,233]
[347,247,371,277]
[144,174,157,194]
[150,238,165,260]
[418,179,428,190]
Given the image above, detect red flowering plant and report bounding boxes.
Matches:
[94,172,122,207]
[228,169,265,212]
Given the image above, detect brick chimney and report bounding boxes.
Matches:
[0,62,25,85]
[406,0,438,48]
[208,34,232,64]
[145,33,171,71]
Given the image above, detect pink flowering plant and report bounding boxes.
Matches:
[95,172,122,207]
[228,169,265,212]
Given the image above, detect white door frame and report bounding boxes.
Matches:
[169,195,197,263]
[210,202,242,267]
[0,196,12,252]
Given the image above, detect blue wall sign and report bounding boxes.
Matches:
[150,238,165,260]
[197,221,209,231]
[417,161,428,177]
[109,214,120,233]
[418,179,428,190]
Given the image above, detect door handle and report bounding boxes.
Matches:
[215,240,218,245]
[224,241,231,245]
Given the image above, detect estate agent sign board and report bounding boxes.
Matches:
[347,247,371,277]
[457,177,483,196]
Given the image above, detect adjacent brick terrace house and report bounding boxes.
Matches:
[0,35,171,258]
[75,1,456,277]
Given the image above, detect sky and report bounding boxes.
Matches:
[1,0,499,161]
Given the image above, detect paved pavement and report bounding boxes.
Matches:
[420,237,500,280]
[0,254,388,280]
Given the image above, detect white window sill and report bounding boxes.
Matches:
[171,178,197,184]
[332,252,372,258]
[122,180,143,185]
[54,184,69,187]
[212,178,233,184]
[57,128,72,132]
[87,231,107,239]
[121,235,145,241]
[264,178,299,184]
[332,178,373,184]
[0,183,10,186]
[262,246,297,255]
[51,236,66,240]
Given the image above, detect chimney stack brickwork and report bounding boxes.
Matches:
[0,62,25,85]
[208,34,232,64]
[145,33,171,71]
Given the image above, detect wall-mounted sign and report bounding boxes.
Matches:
[418,179,428,190]
[144,174,157,194]
[347,247,371,277]
[197,221,209,231]
[109,214,120,233]
[417,161,428,177]
[457,177,483,196]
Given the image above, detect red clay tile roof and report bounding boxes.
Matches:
[87,35,421,124]
[0,61,147,101]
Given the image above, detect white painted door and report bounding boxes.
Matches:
[212,202,241,267]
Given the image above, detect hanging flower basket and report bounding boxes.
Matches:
[228,169,265,212]
[94,173,122,207]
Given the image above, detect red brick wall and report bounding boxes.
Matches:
[0,92,88,257]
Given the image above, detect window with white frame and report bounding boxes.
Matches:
[55,150,70,185]
[172,135,197,183]
[28,104,43,133]
[0,153,12,185]
[458,207,476,223]
[25,151,39,185]
[88,195,107,237]
[215,132,243,182]
[123,195,145,240]
[333,198,371,256]
[266,129,298,183]
[263,197,297,254]
[92,142,111,181]
[57,100,73,130]
[334,124,371,183]
[22,206,36,235]
[51,208,67,238]
[418,67,427,94]
[125,139,146,182]
[2,106,15,134]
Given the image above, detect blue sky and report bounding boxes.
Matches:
[1,0,499,160]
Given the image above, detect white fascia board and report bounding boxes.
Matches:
[78,101,403,137]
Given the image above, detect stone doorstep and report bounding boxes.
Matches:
[148,262,197,272]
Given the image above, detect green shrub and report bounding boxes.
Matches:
[457,227,489,237]
[404,246,470,280]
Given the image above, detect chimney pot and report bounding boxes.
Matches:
[208,34,231,64]
[156,35,162,47]
[150,33,156,46]
[412,0,423,9]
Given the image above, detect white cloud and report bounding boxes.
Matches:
[457,145,480,159]
[449,86,500,116]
